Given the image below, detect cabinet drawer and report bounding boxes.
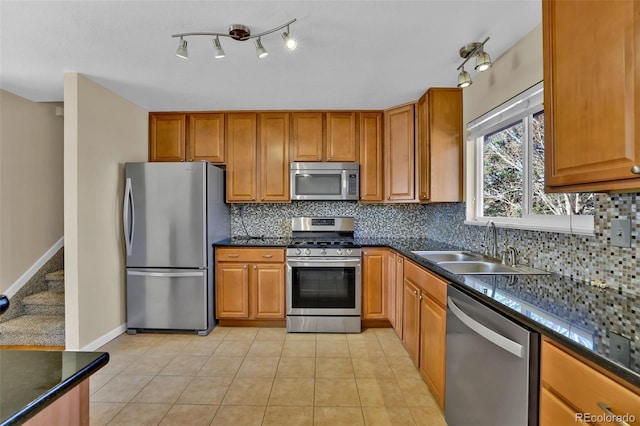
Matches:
[541,339,640,425]
[216,248,285,263]
[404,260,447,306]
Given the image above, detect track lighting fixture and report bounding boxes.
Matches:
[255,37,268,59]
[176,37,188,60]
[172,19,297,60]
[456,37,492,88]
[282,25,297,50]
[212,36,225,59]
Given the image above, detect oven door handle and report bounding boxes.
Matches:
[287,258,362,266]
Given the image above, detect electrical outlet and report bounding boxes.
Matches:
[610,219,631,248]
[609,331,631,368]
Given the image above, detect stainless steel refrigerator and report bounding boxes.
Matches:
[123,162,229,335]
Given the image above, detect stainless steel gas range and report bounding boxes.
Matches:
[286,217,361,333]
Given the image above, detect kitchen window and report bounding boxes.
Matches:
[466,82,595,234]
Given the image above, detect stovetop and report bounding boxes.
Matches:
[288,238,360,249]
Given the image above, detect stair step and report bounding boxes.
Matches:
[0,315,65,346]
[22,291,65,316]
[45,270,64,291]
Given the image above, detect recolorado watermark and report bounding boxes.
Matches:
[575,412,635,424]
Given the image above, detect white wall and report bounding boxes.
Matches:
[64,73,147,349]
[462,24,543,212]
[0,90,64,294]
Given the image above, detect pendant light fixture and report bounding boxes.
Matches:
[172,19,297,60]
[456,37,492,88]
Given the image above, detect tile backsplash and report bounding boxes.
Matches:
[231,193,638,295]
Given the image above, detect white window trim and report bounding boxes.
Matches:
[465,82,595,236]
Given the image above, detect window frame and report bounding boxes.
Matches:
[465,82,594,235]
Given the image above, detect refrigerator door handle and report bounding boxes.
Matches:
[123,178,134,256]
[128,271,204,278]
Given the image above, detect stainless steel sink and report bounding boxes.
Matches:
[411,250,549,275]
[411,251,481,262]
[437,261,549,275]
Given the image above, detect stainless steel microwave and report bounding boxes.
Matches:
[290,162,359,201]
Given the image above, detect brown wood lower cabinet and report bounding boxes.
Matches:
[215,248,285,320]
[362,248,389,321]
[540,337,640,425]
[402,273,421,367]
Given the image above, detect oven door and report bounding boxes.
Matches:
[286,257,361,316]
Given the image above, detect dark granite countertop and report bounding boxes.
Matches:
[214,236,640,388]
[215,237,292,247]
[0,351,109,425]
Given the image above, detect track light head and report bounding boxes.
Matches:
[212,36,226,59]
[457,69,472,88]
[176,38,188,60]
[475,51,492,71]
[282,25,297,50]
[255,38,268,59]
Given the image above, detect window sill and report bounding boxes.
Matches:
[464,219,595,236]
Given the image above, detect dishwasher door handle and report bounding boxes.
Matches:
[448,296,524,358]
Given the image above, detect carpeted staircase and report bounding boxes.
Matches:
[0,257,65,347]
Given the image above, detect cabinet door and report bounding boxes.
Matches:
[216,263,249,318]
[394,255,404,339]
[149,113,186,162]
[402,279,421,367]
[259,112,290,202]
[292,112,324,161]
[420,295,447,409]
[539,386,582,426]
[325,112,357,162]
[384,104,415,202]
[188,113,224,163]
[418,88,463,202]
[544,0,640,190]
[362,248,388,320]
[252,263,285,319]
[226,113,257,202]
[359,112,384,202]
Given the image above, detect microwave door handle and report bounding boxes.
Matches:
[342,169,348,200]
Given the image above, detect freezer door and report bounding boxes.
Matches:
[126,268,208,330]
[125,162,206,268]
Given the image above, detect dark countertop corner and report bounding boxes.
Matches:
[0,350,109,425]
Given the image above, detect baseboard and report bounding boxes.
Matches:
[5,237,64,299]
[80,323,126,351]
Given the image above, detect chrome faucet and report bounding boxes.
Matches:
[482,221,497,258]
[502,245,518,267]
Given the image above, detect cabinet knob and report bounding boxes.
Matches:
[387,196,390,200]
[631,165,640,174]
[262,254,273,258]
[327,157,331,160]
[252,198,256,201]
[318,157,321,160]
[243,265,247,269]
[253,265,257,269]
[189,158,193,162]
[227,254,239,258]
[261,197,264,201]
[413,290,418,295]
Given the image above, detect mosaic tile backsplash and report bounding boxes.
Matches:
[230,193,638,295]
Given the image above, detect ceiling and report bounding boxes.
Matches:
[0,1,542,112]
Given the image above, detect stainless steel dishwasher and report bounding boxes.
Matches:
[445,286,539,426]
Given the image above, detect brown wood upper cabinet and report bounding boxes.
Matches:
[291,112,358,162]
[359,112,384,202]
[225,113,258,202]
[543,0,640,192]
[384,104,416,202]
[188,113,225,163]
[149,113,186,162]
[149,113,225,163]
[416,88,463,202]
[226,113,290,203]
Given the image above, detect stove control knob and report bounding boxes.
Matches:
[304,249,311,256]
[336,249,343,255]
[295,249,301,256]
[346,249,353,255]
[320,249,327,256]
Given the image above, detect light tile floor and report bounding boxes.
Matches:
[90,327,447,425]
